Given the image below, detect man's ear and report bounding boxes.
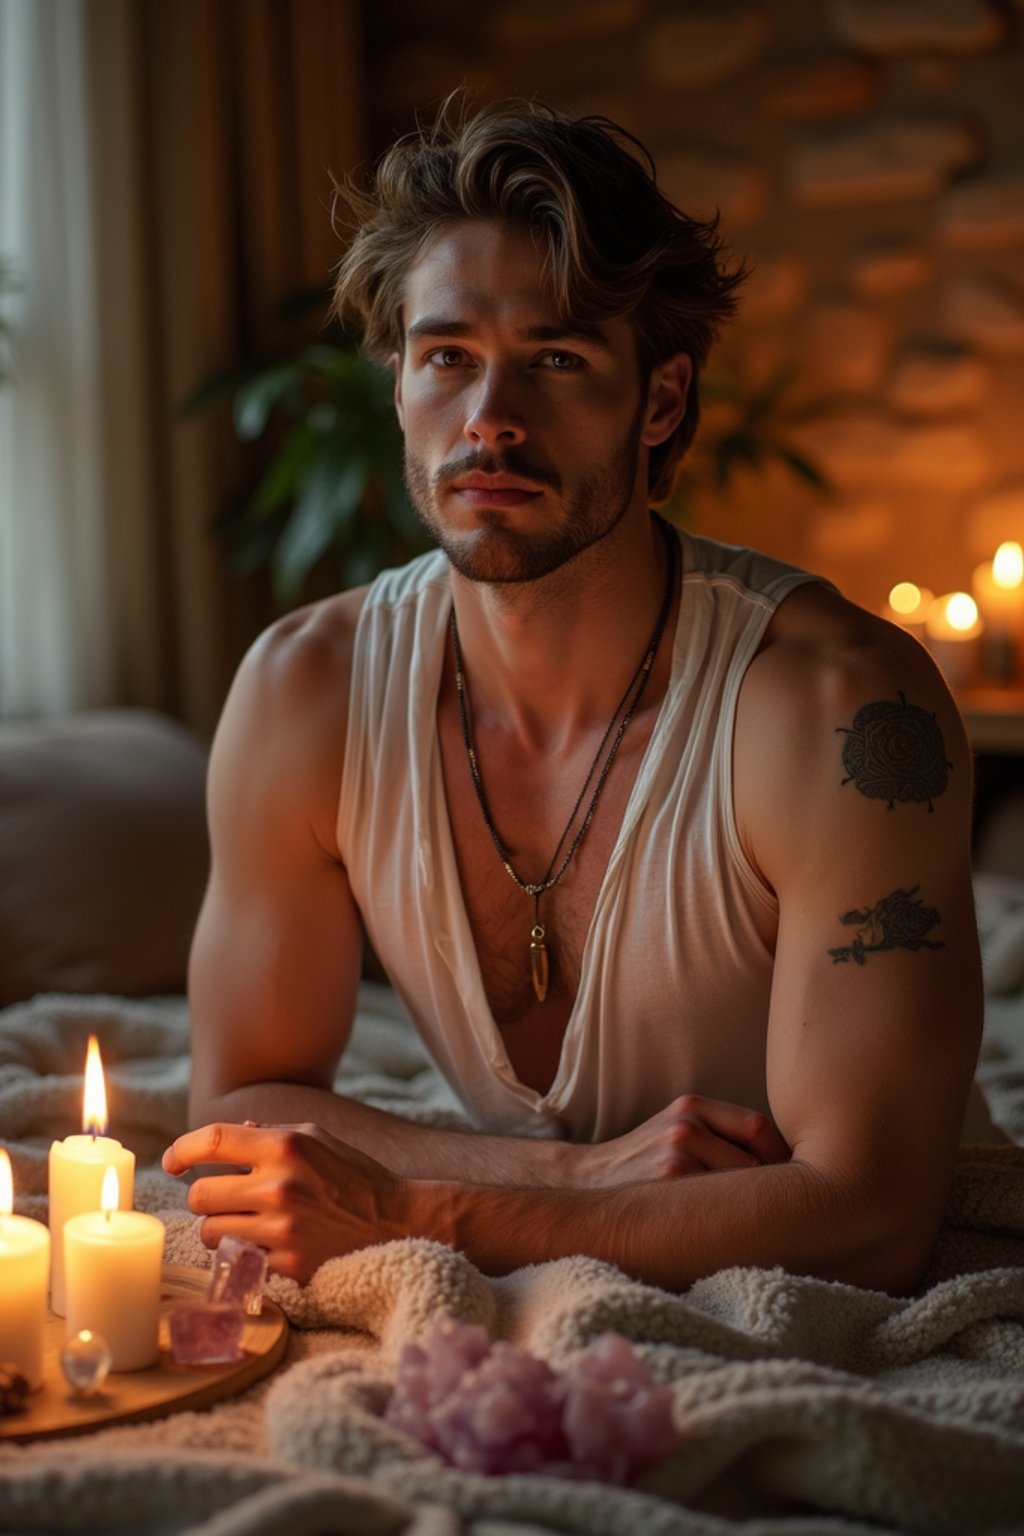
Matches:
[641,353,692,448]
[389,352,404,430]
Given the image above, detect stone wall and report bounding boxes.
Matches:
[364,0,1024,614]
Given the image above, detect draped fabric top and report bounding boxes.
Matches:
[337,527,827,1142]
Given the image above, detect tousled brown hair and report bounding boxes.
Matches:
[332,97,746,500]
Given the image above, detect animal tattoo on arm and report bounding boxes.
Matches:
[828,887,944,965]
[837,693,952,812]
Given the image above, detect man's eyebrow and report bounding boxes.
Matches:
[405,317,473,341]
[404,317,613,351]
[520,322,612,351]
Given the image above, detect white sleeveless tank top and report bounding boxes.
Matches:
[337,528,826,1142]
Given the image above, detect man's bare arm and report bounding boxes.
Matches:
[190,599,782,1189]
[177,590,981,1292]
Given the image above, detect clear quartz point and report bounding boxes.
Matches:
[60,1329,112,1395]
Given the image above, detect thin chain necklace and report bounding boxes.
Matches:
[449,519,677,1003]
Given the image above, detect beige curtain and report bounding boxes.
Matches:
[101,0,368,734]
[4,0,366,733]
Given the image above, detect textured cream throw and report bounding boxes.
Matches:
[2,985,1024,1536]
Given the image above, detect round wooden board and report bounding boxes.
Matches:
[0,1264,288,1442]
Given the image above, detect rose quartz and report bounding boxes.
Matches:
[385,1317,678,1483]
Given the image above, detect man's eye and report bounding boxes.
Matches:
[542,351,583,371]
[427,347,467,368]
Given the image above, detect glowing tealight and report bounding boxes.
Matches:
[945,592,979,633]
[888,582,922,615]
[883,583,934,635]
[993,541,1024,592]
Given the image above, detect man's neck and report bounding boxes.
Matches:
[446,511,677,753]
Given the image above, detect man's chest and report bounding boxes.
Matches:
[436,695,656,1093]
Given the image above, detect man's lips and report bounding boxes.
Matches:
[449,474,546,508]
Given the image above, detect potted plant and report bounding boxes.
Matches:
[183,295,432,608]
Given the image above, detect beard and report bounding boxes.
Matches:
[403,410,645,586]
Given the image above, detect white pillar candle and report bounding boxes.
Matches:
[924,591,983,691]
[972,543,1024,683]
[49,1035,135,1316]
[64,1167,165,1371]
[0,1149,51,1390]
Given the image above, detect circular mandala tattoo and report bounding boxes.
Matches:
[837,691,951,811]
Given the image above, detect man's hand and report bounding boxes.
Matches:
[162,1122,411,1284]
[572,1095,791,1189]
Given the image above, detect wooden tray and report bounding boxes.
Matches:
[0,1264,288,1442]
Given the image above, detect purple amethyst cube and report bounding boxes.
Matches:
[168,1302,244,1365]
[207,1235,267,1316]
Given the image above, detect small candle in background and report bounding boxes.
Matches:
[972,541,1024,684]
[64,1166,165,1372]
[924,591,983,691]
[883,582,934,641]
[0,1148,51,1390]
[48,1035,135,1316]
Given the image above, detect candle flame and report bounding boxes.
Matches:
[945,592,979,633]
[993,541,1024,591]
[82,1035,108,1137]
[101,1164,119,1216]
[0,1149,12,1218]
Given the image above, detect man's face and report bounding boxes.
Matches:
[393,220,655,586]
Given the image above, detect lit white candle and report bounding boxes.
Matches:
[64,1166,165,1371]
[48,1035,135,1316]
[924,591,983,691]
[972,542,1024,683]
[883,581,934,642]
[972,542,1024,634]
[0,1148,51,1390]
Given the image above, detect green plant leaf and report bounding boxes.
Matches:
[234,365,303,440]
[272,452,369,603]
[250,422,318,517]
[178,367,252,417]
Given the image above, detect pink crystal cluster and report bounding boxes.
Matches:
[169,1236,267,1365]
[384,1318,678,1484]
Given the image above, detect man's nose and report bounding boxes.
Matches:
[463,368,527,448]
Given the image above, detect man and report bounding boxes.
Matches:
[164,100,982,1295]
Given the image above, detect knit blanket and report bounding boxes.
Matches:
[3,984,1024,1536]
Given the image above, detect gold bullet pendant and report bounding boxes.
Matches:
[529,924,549,1003]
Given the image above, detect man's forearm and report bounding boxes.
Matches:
[414,1157,929,1295]
[194,1079,576,1187]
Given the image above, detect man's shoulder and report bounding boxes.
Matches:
[736,582,968,808]
[243,548,448,694]
[754,582,943,701]
[244,586,370,708]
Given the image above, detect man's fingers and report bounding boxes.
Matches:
[186,1172,260,1217]
[668,1123,759,1174]
[672,1096,791,1164]
[162,1121,266,1175]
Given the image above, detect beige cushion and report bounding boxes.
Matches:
[0,710,209,1005]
